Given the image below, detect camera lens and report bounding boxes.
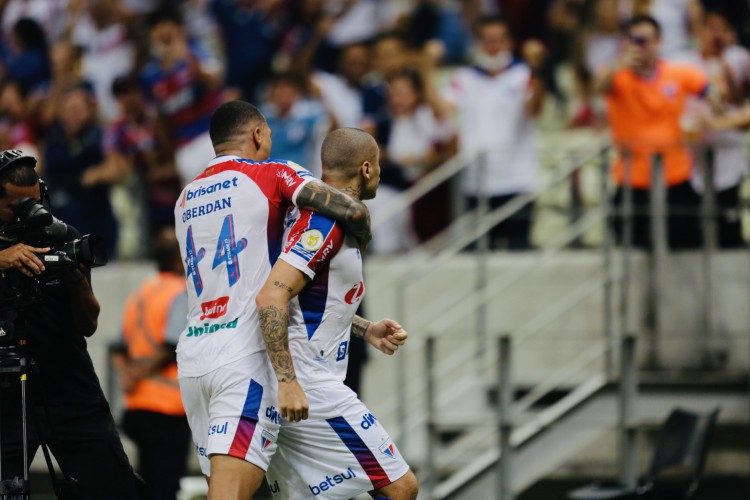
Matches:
[12,198,52,229]
[62,235,108,268]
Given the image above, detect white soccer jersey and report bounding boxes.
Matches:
[278,208,364,389]
[174,155,314,377]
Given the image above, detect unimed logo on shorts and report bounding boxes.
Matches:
[200,296,229,320]
[186,318,239,337]
[308,468,356,496]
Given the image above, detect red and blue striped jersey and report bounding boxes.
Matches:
[174,155,314,377]
[279,208,365,388]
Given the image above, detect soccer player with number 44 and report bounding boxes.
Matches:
[174,101,373,500]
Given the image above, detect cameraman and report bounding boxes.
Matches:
[0,150,140,499]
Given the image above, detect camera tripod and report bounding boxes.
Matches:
[0,342,78,500]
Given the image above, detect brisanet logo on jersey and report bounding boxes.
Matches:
[200,296,229,320]
[180,177,238,208]
[308,468,356,496]
[186,318,239,337]
[189,177,238,201]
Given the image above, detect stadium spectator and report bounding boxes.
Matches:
[272,0,324,73]
[110,228,190,500]
[1,18,50,93]
[29,39,90,130]
[487,0,556,45]
[362,32,414,132]
[377,68,456,243]
[314,0,390,73]
[102,74,181,242]
[42,85,118,258]
[182,0,223,66]
[634,0,697,58]
[261,72,330,177]
[257,127,418,500]
[309,42,370,129]
[677,8,750,248]
[597,14,709,249]
[438,15,546,250]
[210,0,283,102]
[426,0,473,64]
[571,0,623,127]
[141,7,221,185]
[0,80,39,157]
[0,0,69,45]
[71,0,135,123]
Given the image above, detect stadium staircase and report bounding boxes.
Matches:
[361,135,750,499]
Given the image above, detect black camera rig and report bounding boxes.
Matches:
[0,197,108,323]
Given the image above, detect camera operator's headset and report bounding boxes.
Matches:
[0,149,51,210]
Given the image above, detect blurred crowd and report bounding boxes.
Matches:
[0,0,749,257]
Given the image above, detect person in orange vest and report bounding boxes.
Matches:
[110,228,190,500]
[595,14,711,249]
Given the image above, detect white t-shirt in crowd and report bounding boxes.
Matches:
[444,62,539,197]
[73,19,135,123]
[312,70,364,129]
[675,46,750,192]
[387,105,454,182]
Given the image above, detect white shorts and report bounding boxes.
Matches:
[179,353,281,476]
[266,384,410,499]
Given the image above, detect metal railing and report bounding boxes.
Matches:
[423,335,639,500]
[368,142,612,447]
[363,137,749,497]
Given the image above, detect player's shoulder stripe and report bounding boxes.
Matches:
[194,157,313,181]
[285,210,314,254]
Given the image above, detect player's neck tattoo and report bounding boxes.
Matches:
[342,185,361,200]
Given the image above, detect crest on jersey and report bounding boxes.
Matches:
[301,230,324,251]
[261,429,276,450]
[378,439,396,459]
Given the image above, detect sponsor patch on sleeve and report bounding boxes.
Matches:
[301,229,324,251]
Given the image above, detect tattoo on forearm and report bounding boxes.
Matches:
[259,305,296,382]
[297,182,371,240]
[351,315,371,338]
[273,281,293,294]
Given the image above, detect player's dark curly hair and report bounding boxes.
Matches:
[209,100,267,148]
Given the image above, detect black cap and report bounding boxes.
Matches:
[0,150,37,173]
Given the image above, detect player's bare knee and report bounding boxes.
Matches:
[372,470,419,500]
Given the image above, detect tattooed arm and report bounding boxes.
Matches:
[256,260,310,422]
[296,181,371,249]
[352,315,409,356]
[351,315,371,338]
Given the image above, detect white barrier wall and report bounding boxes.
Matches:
[89,252,750,419]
